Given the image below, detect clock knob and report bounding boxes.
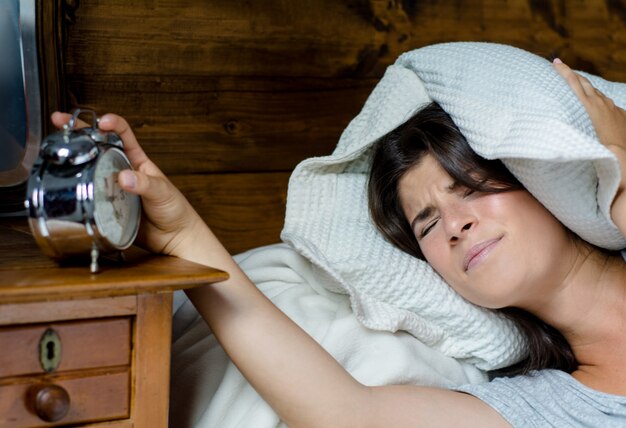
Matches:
[28,384,71,422]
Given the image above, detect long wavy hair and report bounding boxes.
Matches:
[367,102,577,376]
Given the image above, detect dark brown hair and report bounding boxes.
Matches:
[367,102,577,376]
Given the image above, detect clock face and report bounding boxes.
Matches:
[93,148,141,249]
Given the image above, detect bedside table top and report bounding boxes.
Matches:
[0,218,229,304]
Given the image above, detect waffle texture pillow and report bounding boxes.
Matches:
[281,42,626,370]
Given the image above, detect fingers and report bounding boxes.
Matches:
[98,114,166,177]
[97,113,151,168]
[577,74,596,97]
[553,58,626,158]
[51,111,89,129]
[52,111,163,176]
[594,87,606,98]
[51,111,147,164]
[552,58,589,101]
[118,169,172,203]
[552,58,607,101]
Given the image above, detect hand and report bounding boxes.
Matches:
[553,59,626,159]
[553,59,626,235]
[51,112,205,257]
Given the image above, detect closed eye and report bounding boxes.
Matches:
[419,218,439,239]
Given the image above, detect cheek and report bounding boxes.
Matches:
[419,233,454,281]
[502,193,569,244]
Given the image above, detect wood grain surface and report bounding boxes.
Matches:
[0,368,130,426]
[60,0,626,253]
[0,220,228,304]
[0,318,131,378]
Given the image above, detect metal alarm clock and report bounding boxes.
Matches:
[25,109,141,273]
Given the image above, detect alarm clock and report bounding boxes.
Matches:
[25,109,141,273]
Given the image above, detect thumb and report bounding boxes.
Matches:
[118,169,172,204]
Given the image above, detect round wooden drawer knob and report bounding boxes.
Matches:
[29,384,70,422]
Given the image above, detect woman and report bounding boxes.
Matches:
[53,60,626,426]
[368,101,581,378]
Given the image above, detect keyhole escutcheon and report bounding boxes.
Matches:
[39,329,62,372]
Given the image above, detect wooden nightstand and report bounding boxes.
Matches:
[0,219,228,427]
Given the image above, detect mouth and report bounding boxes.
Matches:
[463,237,502,272]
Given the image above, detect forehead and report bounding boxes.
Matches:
[397,154,452,214]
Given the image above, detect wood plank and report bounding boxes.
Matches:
[0,318,131,378]
[0,224,54,270]
[0,296,137,326]
[0,255,227,304]
[130,293,172,427]
[83,420,133,428]
[0,221,228,304]
[64,0,382,78]
[63,0,626,81]
[62,76,372,174]
[0,368,130,427]
[171,172,290,254]
[37,0,69,126]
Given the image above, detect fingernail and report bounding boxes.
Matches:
[120,170,137,189]
[553,57,563,64]
[98,115,113,129]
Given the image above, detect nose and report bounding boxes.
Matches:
[442,209,476,244]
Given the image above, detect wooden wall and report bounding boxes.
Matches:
[61,0,626,254]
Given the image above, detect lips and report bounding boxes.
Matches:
[463,238,502,272]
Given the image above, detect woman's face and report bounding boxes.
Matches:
[397,154,574,309]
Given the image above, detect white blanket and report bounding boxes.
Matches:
[281,42,626,370]
[170,244,486,427]
[170,43,626,425]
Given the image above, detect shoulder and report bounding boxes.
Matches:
[456,370,626,427]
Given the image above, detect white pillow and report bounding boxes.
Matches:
[282,42,626,370]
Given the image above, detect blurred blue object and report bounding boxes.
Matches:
[0,0,41,185]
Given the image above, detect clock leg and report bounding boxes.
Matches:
[90,244,99,273]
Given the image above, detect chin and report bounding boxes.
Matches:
[461,272,521,309]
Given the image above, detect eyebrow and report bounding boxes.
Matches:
[410,206,434,231]
[409,181,460,230]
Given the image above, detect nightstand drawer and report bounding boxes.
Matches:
[0,318,131,378]
[0,368,130,426]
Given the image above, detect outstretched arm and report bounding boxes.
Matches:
[553,59,626,238]
[51,112,509,428]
